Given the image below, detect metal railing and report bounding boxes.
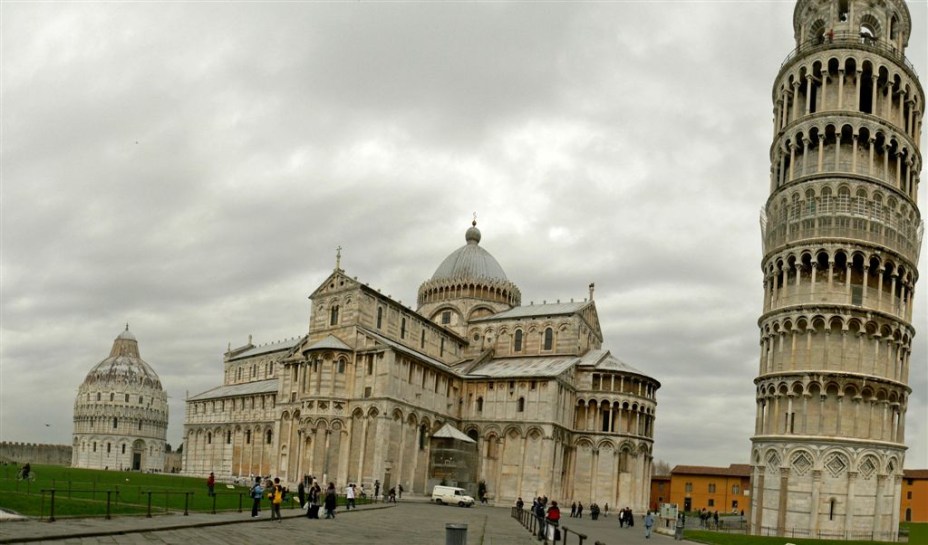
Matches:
[780,31,918,78]
[756,524,900,541]
[511,507,594,544]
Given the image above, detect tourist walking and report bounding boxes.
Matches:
[644,511,654,539]
[206,472,215,497]
[250,477,264,518]
[324,482,337,518]
[570,502,577,517]
[268,478,283,522]
[346,483,356,510]
[577,501,584,518]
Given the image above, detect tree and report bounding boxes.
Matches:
[652,459,671,476]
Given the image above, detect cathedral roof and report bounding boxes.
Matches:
[229,337,301,361]
[188,378,278,401]
[470,301,589,321]
[430,222,509,283]
[432,423,476,443]
[81,327,162,389]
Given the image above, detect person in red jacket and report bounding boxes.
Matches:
[206,472,216,497]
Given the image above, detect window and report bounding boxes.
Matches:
[517,397,525,412]
[227,431,232,444]
[421,330,426,349]
[377,307,383,329]
[907,491,913,499]
[107,443,111,454]
[441,311,451,325]
[113,417,118,429]
[138,421,142,431]
[266,430,273,444]
[93,442,97,452]
[367,358,374,375]
[122,444,126,454]
[476,397,484,412]
[685,482,693,493]
[543,328,553,350]
[97,392,101,401]
[732,485,740,495]
[125,394,129,402]
[364,386,372,398]
[418,424,427,450]
[514,330,523,352]
[851,286,863,306]
[290,392,296,402]
[401,318,406,339]
[440,338,445,357]
[246,430,251,444]
[139,396,143,404]
[708,484,716,493]
[330,305,339,325]
[208,433,212,444]
[829,499,836,520]
[708,499,715,507]
[110,393,114,401]
[337,359,346,374]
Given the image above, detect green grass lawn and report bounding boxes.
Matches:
[0,464,346,519]
[684,522,927,545]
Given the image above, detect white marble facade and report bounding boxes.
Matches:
[184,223,659,509]
[752,0,923,540]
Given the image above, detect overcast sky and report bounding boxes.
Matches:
[1,1,925,471]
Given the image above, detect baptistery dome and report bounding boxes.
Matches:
[72,327,168,472]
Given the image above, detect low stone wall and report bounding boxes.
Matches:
[0,442,72,466]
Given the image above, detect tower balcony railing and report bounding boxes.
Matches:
[780,31,918,80]
[762,209,923,265]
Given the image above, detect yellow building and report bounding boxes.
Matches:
[668,464,752,516]
[902,470,928,523]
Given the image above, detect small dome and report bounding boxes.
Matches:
[82,328,162,388]
[431,223,508,282]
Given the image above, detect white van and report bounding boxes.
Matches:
[431,485,475,507]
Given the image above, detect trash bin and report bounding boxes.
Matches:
[446,523,467,545]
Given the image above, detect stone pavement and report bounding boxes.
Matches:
[0,499,683,545]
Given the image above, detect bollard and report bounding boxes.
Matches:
[48,489,56,523]
[146,491,153,518]
[445,523,467,545]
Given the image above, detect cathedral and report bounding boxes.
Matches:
[183,221,659,508]
[72,327,169,472]
[751,0,922,541]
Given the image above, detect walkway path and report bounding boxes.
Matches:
[0,500,680,545]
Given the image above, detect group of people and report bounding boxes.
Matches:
[530,496,561,541]
[698,508,720,529]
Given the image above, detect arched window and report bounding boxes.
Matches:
[377,307,383,329]
[121,444,126,454]
[441,310,451,325]
[337,359,346,374]
[514,330,523,352]
[207,432,212,445]
[419,424,427,450]
[113,417,118,429]
[124,394,129,402]
[138,421,142,431]
[110,393,114,401]
[517,397,525,412]
[543,328,554,351]
[97,392,101,401]
[476,397,484,412]
[139,396,143,404]
[226,431,232,444]
[330,305,339,326]
[266,430,273,444]
[246,430,252,444]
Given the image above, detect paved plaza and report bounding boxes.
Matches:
[0,500,684,545]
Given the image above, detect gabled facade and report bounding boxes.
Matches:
[183,222,659,508]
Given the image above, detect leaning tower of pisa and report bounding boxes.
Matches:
[751,0,923,541]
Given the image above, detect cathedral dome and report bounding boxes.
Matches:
[418,221,521,314]
[431,222,509,282]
